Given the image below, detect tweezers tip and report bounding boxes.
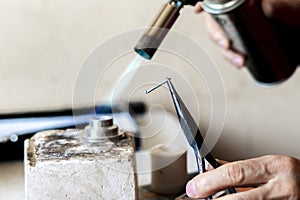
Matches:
[145,78,172,95]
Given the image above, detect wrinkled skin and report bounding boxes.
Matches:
[186,155,300,199]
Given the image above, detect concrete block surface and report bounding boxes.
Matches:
[24,129,137,200]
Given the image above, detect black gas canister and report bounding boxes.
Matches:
[201,0,298,84]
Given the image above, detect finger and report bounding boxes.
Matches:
[218,173,300,200]
[216,159,228,165]
[236,187,254,192]
[186,157,274,198]
[204,12,230,49]
[262,0,300,27]
[221,49,245,68]
[194,2,203,13]
[216,186,268,200]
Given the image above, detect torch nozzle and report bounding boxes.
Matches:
[134,0,184,60]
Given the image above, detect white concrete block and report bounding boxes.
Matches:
[24,127,137,200]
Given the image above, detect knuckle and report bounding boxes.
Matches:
[224,163,246,185]
[276,156,299,174]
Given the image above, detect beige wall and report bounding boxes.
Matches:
[1,0,300,160]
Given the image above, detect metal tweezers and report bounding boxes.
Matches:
[146,78,236,199]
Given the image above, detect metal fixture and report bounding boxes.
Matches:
[81,115,123,142]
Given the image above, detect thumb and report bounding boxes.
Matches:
[194,2,203,13]
[262,0,300,27]
[186,156,274,198]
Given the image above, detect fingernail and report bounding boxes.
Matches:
[232,56,243,67]
[186,181,196,197]
[217,40,227,49]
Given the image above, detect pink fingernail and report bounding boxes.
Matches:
[186,181,196,197]
[232,56,243,67]
[217,40,227,49]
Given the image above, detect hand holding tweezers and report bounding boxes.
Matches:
[146,78,236,199]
